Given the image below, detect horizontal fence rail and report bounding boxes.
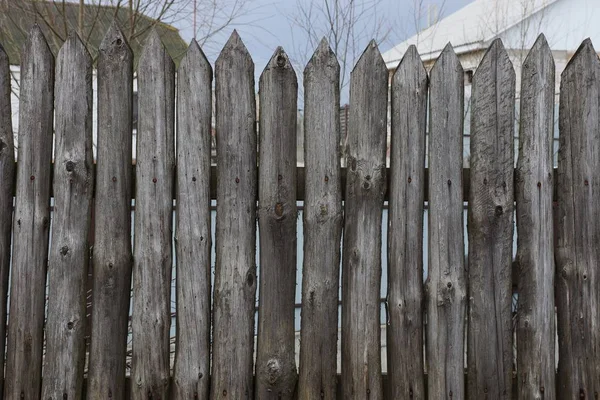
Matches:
[1,23,599,400]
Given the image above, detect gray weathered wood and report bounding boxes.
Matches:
[341,40,387,400]
[87,22,134,400]
[426,43,465,400]
[0,41,14,399]
[298,38,342,400]
[131,29,175,400]
[42,31,94,400]
[4,25,54,400]
[387,44,427,400]
[515,34,556,400]
[467,38,515,400]
[172,39,212,400]
[255,47,298,400]
[556,38,600,398]
[211,30,257,400]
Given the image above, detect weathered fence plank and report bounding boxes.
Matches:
[387,44,427,400]
[172,40,212,400]
[556,38,600,398]
[467,38,515,399]
[298,38,342,400]
[211,30,258,400]
[42,31,93,400]
[256,47,298,399]
[426,43,465,400]
[341,40,387,400]
[4,25,54,400]
[515,34,556,400]
[0,41,14,398]
[131,29,175,400]
[87,22,134,400]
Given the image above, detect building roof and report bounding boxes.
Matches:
[382,0,559,68]
[0,1,188,67]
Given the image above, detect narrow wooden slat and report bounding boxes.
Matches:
[172,39,212,400]
[387,44,427,399]
[87,22,133,400]
[556,38,600,398]
[255,47,298,399]
[298,38,342,400]
[211,30,257,400]
[426,43,465,399]
[467,38,515,399]
[4,25,54,400]
[341,40,387,400]
[516,34,556,400]
[0,41,14,398]
[42,31,93,400]
[131,29,175,400]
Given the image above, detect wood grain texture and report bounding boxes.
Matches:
[387,44,427,400]
[255,47,298,400]
[4,25,54,400]
[298,38,342,400]
[131,29,175,400]
[87,22,134,400]
[211,30,258,400]
[556,38,600,398]
[426,43,465,400]
[341,40,387,400]
[467,38,515,400]
[515,34,556,400]
[0,41,14,399]
[42,31,93,400]
[172,39,212,400]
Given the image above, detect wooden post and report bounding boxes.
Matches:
[0,40,15,399]
[341,40,387,400]
[255,47,298,399]
[467,38,515,399]
[87,21,134,400]
[42,31,94,400]
[426,43,465,399]
[131,29,175,400]
[211,30,257,400]
[556,38,600,398]
[387,44,427,399]
[4,25,54,400]
[172,39,212,400]
[516,34,556,400]
[298,38,342,400]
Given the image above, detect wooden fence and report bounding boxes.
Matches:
[0,21,599,400]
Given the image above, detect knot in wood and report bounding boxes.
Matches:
[266,358,281,384]
[65,160,75,172]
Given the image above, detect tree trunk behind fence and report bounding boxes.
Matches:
[426,43,466,400]
[131,30,175,400]
[341,40,387,400]
[211,30,258,400]
[87,22,134,400]
[4,25,54,400]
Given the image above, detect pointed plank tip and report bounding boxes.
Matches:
[217,30,252,66]
[475,37,513,79]
[181,39,211,71]
[431,42,462,75]
[523,33,554,69]
[352,39,385,73]
[100,20,130,53]
[24,24,53,60]
[394,44,426,80]
[267,46,293,69]
[59,30,92,63]
[305,37,339,75]
[564,38,598,73]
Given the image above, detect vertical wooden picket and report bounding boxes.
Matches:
[211,30,257,400]
[87,22,133,400]
[255,47,298,399]
[0,41,14,397]
[556,38,600,398]
[426,43,465,400]
[341,40,387,400]
[467,38,515,400]
[4,25,54,400]
[387,44,427,400]
[515,34,556,400]
[298,38,342,400]
[42,31,93,400]
[172,40,212,400]
[131,29,175,400]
